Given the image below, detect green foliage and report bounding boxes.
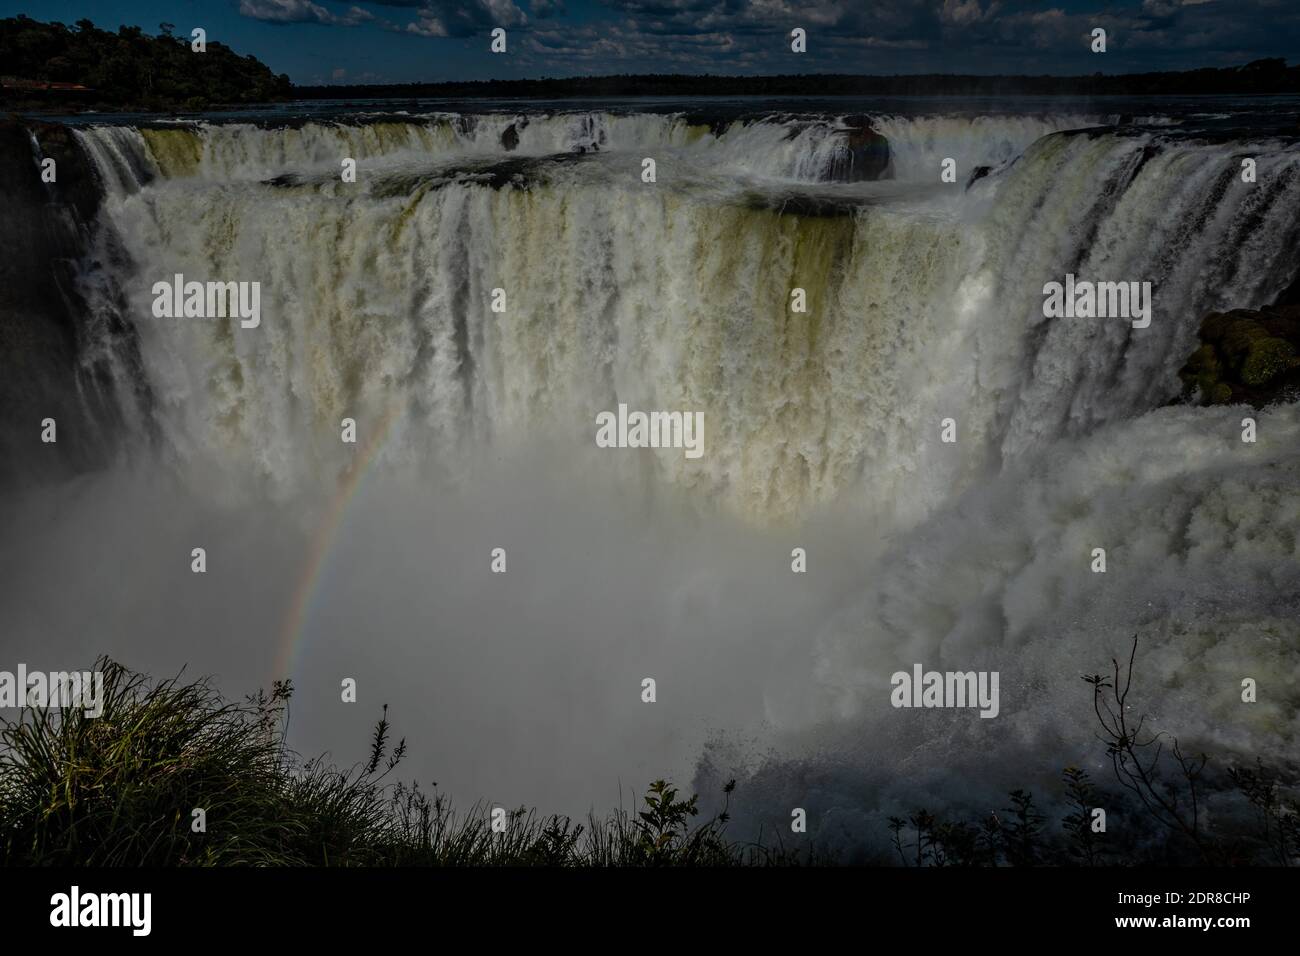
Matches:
[1241,337,1296,387]
[0,660,389,865]
[0,15,291,109]
[3,645,1292,867]
[0,659,792,866]
[1180,305,1300,406]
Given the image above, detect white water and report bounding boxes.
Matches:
[27,112,1300,851]
[73,115,1300,523]
[80,110,1105,184]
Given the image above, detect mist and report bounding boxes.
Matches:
[3,398,1297,858]
[3,108,1298,859]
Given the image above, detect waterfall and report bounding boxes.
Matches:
[1,107,1293,843]
[68,114,1300,526]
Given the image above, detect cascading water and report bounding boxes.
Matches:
[4,106,1297,853]
[69,112,1300,523]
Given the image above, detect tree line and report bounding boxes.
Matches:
[300,59,1300,101]
[2,13,1296,113]
[0,15,291,111]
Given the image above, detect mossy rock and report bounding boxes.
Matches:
[1181,303,1300,408]
[1241,337,1297,386]
[1200,310,1248,344]
[1178,344,1225,404]
[1218,316,1273,370]
[1181,343,1220,376]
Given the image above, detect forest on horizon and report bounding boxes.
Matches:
[299,59,1300,101]
[1,14,1298,113]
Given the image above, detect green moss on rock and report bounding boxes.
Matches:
[1178,303,1300,407]
[1241,337,1296,386]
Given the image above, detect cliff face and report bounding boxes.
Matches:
[0,115,142,486]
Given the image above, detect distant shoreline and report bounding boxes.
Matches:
[8,65,1300,117]
[4,15,1297,115]
[293,64,1300,101]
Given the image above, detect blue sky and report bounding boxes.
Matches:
[2,1,1296,85]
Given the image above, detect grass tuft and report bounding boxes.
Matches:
[0,658,803,866]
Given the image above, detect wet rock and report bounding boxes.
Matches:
[25,118,102,218]
[680,114,731,138]
[1178,304,1300,406]
[823,116,890,183]
[1122,143,1162,189]
[739,189,863,218]
[500,116,529,152]
[0,115,127,484]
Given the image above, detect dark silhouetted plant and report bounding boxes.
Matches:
[1228,759,1299,866]
[0,659,776,867]
[1085,635,1217,863]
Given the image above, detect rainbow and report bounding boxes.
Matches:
[273,404,404,682]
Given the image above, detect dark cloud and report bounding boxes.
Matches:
[235,0,1300,74]
[518,21,769,73]
[401,1,528,38]
[599,0,935,37]
[238,0,532,36]
[532,0,567,19]
[585,0,1299,73]
[238,0,374,25]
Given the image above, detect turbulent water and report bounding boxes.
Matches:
[5,102,1300,856]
